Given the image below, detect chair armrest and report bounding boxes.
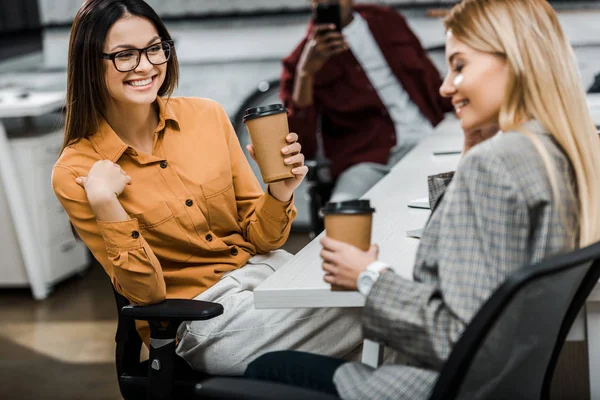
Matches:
[194,378,340,400]
[121,299,223,322]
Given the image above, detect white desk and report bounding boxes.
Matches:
[254,112,600,397]
[254,117,464,308]
[254,116,464,367]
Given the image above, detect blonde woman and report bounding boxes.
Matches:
[244,0,600,398]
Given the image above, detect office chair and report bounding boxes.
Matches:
[194,240,600,399]
[589,72,600,93]
[112,288,223,400]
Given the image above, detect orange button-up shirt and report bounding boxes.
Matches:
[52,96,296,310]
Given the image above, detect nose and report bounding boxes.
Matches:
[439,72,456,99]
[134,52,153,73]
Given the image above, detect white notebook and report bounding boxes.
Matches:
[406,228,424,239]
[408,197,430,209]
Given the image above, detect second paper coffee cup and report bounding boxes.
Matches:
[242,104,295,183]
[321,199,376,291]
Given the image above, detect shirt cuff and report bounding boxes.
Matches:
[363,271,421,342]
[97,219,143,252]
[261,188,296,221]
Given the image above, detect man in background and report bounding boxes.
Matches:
[281,0,452,201]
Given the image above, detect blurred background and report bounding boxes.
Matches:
[0,1,599,399]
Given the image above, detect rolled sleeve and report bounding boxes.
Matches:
[247,190,296,253]
[97,219,143,252]
[260,188,296,222]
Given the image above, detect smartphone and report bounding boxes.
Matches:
[314,2,342,32]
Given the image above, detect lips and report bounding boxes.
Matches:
[453,99,470,114]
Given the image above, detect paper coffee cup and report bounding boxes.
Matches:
[242,104,295,183]
[321,199,376,291]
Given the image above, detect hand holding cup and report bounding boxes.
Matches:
[243,104,308,202]
[246,131,308,201]
[321,200,376,290]
[320,237,379,291]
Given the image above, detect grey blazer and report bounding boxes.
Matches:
[334,121,578,400]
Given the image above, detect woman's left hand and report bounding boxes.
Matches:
[320,237,379,290]
[247,132,308,202]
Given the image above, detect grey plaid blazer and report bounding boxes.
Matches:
[334,121,578,400]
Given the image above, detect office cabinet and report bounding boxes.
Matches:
[0,112,88,292]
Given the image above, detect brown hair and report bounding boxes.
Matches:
[62,0,179,152]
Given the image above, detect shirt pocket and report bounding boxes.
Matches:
[201,172,240,235]
[131,202,196,262]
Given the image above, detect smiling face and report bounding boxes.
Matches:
[103,15,167,108]
[439,31,510,134]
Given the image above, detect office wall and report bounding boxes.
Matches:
[37,0,460,25]
[0,0,42,61]
[0,0,40,33]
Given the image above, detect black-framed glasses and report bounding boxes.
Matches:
[102,40,174,72]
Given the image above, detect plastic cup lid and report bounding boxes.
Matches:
[321,199,376,215]
[242,104,287,122]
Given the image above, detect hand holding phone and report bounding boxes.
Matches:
[297,2,347,76]
[314,1,342,32]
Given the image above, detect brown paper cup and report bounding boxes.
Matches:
[243,105,295,184]
[324,214,372,251]
[322,200,375,291]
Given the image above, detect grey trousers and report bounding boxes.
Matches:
[329,142,417,203]
[176,250,363,375]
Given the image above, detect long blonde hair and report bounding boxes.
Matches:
[445,0,600,246]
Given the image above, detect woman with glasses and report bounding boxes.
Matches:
[52,0,362,375]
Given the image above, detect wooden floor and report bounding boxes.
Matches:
[0,264,121,400]
[0,233,311,400]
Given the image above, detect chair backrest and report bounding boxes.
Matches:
[429,241,600,400]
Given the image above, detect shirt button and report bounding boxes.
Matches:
[160,161,168,169]
[185,199,194,207]
[205,234,213,242]
[131,231,140,239]
[230,247,238,256]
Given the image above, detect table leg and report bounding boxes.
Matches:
[586,302,600,400]
[361,339,384,368]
